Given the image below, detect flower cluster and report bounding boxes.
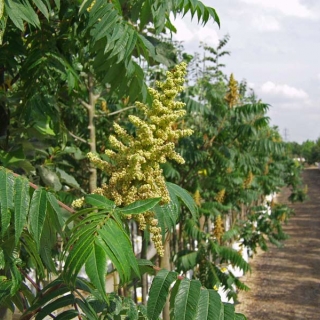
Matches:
[243,171,254,189]
[225,73,239,108]
[213,215,224,242]
[85,62,192,256]
[193,189,202,207]
[214,189,226,204]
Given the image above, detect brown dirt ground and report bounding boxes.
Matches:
[236,168,320,320]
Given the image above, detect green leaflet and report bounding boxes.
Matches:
[0,280,12,304]
[35,294,75,320]
[235,313,248,320]
[154,200,179,238]
[195,289,224,320]
[174,278,201,320]
[40,215,57,273]
[32,0,49,19]
[97,218,139,282]
[14,176,30,244]
[75,298,99,320]
[176,250,198,273]
[223,303,235,320]
[21,232,45,279]
[137,259,156,276]
[0,167,14,236]
[64,228,95,282]
[23,282,70,315]
[147,269,178,320]
[5,0,40,30]
[64,212,139,286]
[167,182,198,219]
[46,192,64,237]
[9,262,22,296]
[117,198,161,215]
[28,188,48,249]
[85,241,107,297]
[54,310,80,320]
[85,194,115,210]
[213,243,251,273]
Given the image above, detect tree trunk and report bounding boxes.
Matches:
[87,74,98,192]
[160,233,171,320]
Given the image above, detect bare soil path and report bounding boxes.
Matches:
[236,168,320,319]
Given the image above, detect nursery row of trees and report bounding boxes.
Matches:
[0,1,305,319]
[286,139,320,164]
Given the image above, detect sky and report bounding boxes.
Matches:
[172,0,320,143]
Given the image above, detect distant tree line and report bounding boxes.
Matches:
[286,139,320,164]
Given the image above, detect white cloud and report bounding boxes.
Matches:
[239,0,315,18]
[252,15,281,31]
[171,17,194,42]
[172,15,219,48]
[260,81,309,99]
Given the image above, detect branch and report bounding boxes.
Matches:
[78,99,91,110]
[68,131,89,144]
[12,172,76,214]
[107,105,136,116]
[19,268,41,292]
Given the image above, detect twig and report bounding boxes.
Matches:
[78,99,91,110]
[19,268,41,292]
[12,172,76,214]
[74,303,82,320]
[68,131,88,144]
[107,105,136,116]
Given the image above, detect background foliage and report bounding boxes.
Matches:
[0,0,305,319]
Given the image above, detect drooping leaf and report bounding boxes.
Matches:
[35,294,76,320]
[46,192,64,236]
[195,289,224,320]
[63,229,95,283]
[147,269,178,320]
[235,313,248,320]
[137,259,156,276]
[55,310,80,320]
[85,194,115,210]
[85,241,107,297]
[117,198,161,215]
[9,262,22,296]
[14,176,30,244]
[174,278,201,320]
[0,280,12,304]
[28,188,48,249]
[39,215,57,273]
[0,167,14,236]
[98,218,139,283]
[56,168,81,189]
[21,232,45,279]
[33,0,49,19]
[166,182,198,219]
[75,298,99,320]
[223,303,236,320]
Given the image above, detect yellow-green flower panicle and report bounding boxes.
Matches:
[85,62,191,256]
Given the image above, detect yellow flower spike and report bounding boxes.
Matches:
[214,189,226,204]
[243,171,254,189]
[213,215,224,242]
[83,62,191,255]
[225,73,239,108]
[193,190,202,207]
